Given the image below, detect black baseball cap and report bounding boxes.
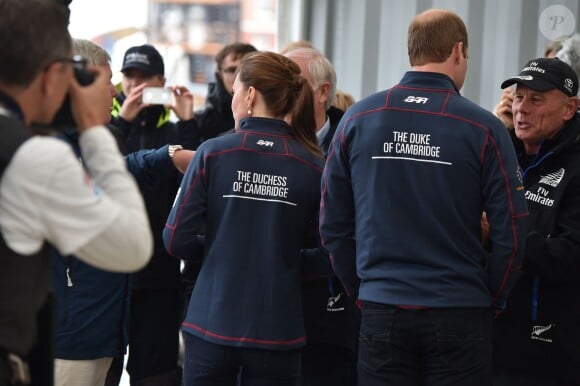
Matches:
[121,44,164,76]
[501,57,578,97]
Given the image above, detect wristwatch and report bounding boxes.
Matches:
[168,145,183,159]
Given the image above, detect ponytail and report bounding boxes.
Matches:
[290,76,323,157]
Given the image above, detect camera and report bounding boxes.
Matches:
[51,58,95,130]
[73,64,94,86]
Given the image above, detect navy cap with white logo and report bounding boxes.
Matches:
[501,57,578,97]
[121,44,164,76]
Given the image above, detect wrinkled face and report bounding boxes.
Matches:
[120,68,164,96]
[218,53,243,95]
[231,74,249,130]
[512,85,571,152]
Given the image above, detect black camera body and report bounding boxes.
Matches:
[51,64,95,130]
[73,65,94,86]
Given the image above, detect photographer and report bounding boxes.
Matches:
[0,1,153,384]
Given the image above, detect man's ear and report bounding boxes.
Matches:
[453,42,465,63]
[318,81,330,105]
[41,62,65,98]
[563,96,579,120]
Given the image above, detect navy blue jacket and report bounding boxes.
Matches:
[164,117,324,350]
[320,71,528,311]
[53,141,175,359]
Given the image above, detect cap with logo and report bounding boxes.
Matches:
[121,44,165,76]
[501,57,578,97]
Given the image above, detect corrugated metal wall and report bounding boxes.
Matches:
[281,0,580,111]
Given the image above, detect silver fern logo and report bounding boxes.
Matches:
[539,168,565,188]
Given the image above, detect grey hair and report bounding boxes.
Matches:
[284,47,337,110]
[72,38,110,66]
[556,34,580,93]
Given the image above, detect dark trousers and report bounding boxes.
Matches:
[120,288,181,385]
[300,343,356,386]
[183,333,300,386]
[358,302,491,386]
[30,292,55,386]
[493,365,577,386]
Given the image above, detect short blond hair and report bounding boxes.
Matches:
[332,90,355,112]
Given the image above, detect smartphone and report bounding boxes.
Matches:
[142,87,173,105]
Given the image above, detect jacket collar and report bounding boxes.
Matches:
[399,71,460,94]
[239,117,291,135]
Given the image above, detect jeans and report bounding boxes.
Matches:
[183,333,300,386]
[358,302,491,386]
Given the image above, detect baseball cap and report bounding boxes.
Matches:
[121,44,164,76]
[501,57,578,97]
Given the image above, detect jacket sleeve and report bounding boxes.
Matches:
[176,118,201,150]
[125,145,175,189]
[163,146,208,259]
[319,120,359,299]
[482,123,529,311]
[524,176,580,284]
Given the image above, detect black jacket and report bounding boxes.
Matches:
[302,106,360,352]
[193,78,234,148]
[494,115,580,383]
[111,94,198,289]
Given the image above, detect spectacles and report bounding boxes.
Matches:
[221,65,238,74]
[53,55,88,70]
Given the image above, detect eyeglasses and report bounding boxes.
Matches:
[53,55,88,70]
[221,66,238,74]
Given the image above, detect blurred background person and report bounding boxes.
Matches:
[331,90,356,113]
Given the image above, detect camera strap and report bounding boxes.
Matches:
[0,91,24,122]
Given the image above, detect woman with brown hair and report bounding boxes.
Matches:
[163,51,324,386]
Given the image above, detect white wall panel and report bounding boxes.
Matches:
[281,0,580,111]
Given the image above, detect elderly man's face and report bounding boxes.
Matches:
[512,85,576,153]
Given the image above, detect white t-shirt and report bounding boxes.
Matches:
[0,126,152,272]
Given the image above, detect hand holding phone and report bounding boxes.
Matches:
[142,87,173,105]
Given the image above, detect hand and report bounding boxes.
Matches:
[118,82,149,122]
[493,88,514,129]
[171,85,194,121]
[172,149,195,173]
[481,211,489,245]
[69,65,115,131]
